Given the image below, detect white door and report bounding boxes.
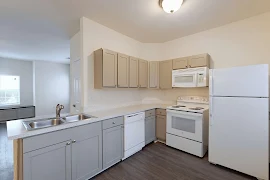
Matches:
[210,64,269,97]
[166,110,203,142]
[209,97,269,180]
[71,59,81,113]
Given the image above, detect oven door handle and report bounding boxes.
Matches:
[166,109,203,118]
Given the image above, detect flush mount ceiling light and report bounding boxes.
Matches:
[159,0,183,13]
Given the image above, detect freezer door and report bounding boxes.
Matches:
[209,97,269,179]
[210,64,269,97]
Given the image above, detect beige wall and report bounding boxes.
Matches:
[163,12,270,70]
[76,12,270,112]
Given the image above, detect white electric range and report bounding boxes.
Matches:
[166,96,209,157]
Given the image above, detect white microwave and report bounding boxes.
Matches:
[172,67,209,87]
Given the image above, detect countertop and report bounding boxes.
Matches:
[7,104,171,140]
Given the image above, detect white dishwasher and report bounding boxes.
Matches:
[122,112,145,160]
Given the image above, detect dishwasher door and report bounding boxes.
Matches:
[123,112,145,159]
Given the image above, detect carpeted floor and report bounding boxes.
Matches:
[0,122,13,180]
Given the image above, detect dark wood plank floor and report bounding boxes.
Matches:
[94,143,256,180]
[0,123,13,180]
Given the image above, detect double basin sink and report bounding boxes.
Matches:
[23,114,95,131]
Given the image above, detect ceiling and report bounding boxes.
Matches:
[1,0,270,63]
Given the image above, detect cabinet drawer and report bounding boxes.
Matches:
[156,109,166,116]
[103,116,124,130]
[72,122,102,141]
[23,128,73,153]
[145,109,155,117]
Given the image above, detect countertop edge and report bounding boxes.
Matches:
[7,104,169,140]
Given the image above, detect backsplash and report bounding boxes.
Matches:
[84,87,209,112]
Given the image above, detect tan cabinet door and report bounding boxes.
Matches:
[149,61,159,89]
[173,57,188,69]
[102,49,117,87]
[156,115,166,142]
[138,59,148,88]
[129,57,138,88]
[117,53,129,88]
[159,60,172,89]
[188,54,209,68]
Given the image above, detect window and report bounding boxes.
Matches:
[0,75,20,105]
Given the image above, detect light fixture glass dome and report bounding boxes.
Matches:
[161,0,183,13]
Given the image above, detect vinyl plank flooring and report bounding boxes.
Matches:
[93,143,256,180]
[0,123,13,180]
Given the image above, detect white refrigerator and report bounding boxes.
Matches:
[209,64,269,180]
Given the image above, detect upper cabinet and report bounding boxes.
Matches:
[94,49,117,89]
[117,53,129,88]
[129,57,139,88]
[159,60,172,89]
[173,57,189,69]
[149,61,159,89]
[138,59,148,88]
[173,53,210,70]
[94,48,209,89]
[188,54,209,68]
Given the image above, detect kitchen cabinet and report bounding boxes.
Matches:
[173,57,189,69]
[117,53,129,88]
[156,108,167,142]
[94,49,118,88]
[159,60,173,89]
[24,141,72,180]
[145,116,156,145]
[23,122,102,180]
[149,61,159,89]
[188,54,209,68]
[103,125,124,169]
[129,57,139,88]
[71,123,102,180]
[138,59,148,88]
[156,115,166,142]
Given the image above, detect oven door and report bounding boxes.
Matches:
[166,109,203,142]
[172,73,197,87]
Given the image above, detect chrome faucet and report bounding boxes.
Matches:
[56,104,64,119]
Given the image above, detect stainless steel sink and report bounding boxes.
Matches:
[63,114,94,123]
[22,114,96,131]
[23,118,65,131]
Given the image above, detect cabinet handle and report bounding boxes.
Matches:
[66,142,71,145]
[72,140,76,143]
[73,104,76,107]
[112,122,115,124]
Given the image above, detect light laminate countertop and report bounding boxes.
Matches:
[7,104,171,140]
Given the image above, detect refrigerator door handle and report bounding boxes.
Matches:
[209,70,213,96]
[210,98,213,126]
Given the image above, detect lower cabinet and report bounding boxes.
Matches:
[103,125,124,169]
[156,115,166,142]
[23,122,102,180]
[71,125,102,180]
[145,116,156,145]
[23,141,72,180]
